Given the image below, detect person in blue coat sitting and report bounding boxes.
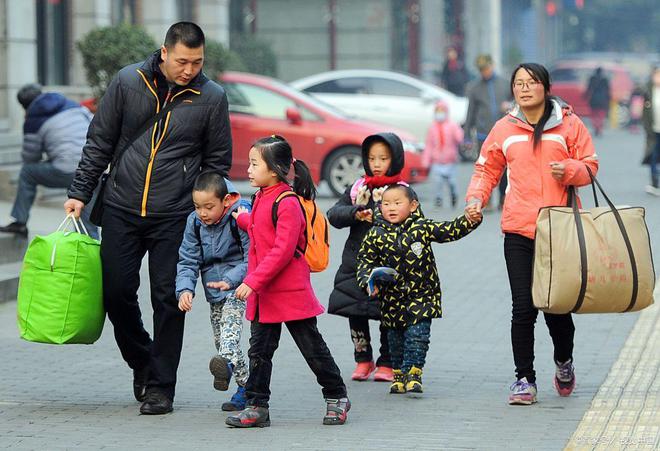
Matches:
[0,84,98,238]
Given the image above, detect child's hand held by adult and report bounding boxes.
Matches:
[464,198,483,224]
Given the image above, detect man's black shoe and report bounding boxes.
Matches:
[139,390,173,415]
[133,366,149,402]
[0,222,28,237]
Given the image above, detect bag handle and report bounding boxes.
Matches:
[56,213,91,237]
[567,167,639,313]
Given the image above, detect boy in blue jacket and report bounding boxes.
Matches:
[176,172,250,411]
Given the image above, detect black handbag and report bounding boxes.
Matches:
[89,99,185,226]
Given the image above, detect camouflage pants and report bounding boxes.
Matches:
[209,294,249,386]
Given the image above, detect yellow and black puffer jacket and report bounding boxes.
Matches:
[357,211,479,328]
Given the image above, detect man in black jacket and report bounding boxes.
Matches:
[64,22,232,415]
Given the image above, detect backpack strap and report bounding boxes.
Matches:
[195,216,245,266]
[271,190,307,256]
[230,216,243,255]
[193,218,204,263]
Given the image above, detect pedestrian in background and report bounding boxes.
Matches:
[0,84,98,239]
[463,54,512,210]
[642,66,660,196]
[175,174,250,412]
[441,47,469,96]
[423,100,464,208]
[326,133,409,384]
[226,136,349,428]
[585,67,611,137]
[64,22,232,415]
[357,183,480,396]
[464,63,598,405]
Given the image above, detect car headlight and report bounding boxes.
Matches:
[403,140,424,154]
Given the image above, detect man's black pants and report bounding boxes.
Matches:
[245,315,347,408]
[504,233,575,383]
[101,206,188,400]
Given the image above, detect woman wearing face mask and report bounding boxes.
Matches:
[423,101,464,208]
[464,63,599,405]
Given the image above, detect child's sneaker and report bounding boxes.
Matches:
[351,361,375,381]
[209,355,233,391]
[221,386,247,411]
[389,370,406,394]
[225,406,270,428]
[553,359,576,397]
[373,366,394,382]
[508,377,538,405]
[405,366,423,394]
[322,397,350,425]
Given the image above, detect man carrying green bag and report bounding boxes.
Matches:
[17,214,103,344]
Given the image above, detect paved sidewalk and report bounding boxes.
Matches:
[567,292,660,450]
[0,129,658,450]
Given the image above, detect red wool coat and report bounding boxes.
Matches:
[236,182,325,323]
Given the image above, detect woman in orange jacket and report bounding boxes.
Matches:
[464,63,599,405]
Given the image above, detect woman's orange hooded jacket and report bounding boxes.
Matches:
[466,98,599,240]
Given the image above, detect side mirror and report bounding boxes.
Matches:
[286,107,303,125]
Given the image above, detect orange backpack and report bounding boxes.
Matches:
[272,191,330,272]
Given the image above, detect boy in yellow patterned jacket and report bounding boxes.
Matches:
[357,184,480,395]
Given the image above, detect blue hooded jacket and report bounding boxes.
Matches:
[175,179,251,303]
[22,93,92,173]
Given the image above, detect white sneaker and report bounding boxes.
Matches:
[645,185,660,196]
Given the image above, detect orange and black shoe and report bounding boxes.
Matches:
[225,406,270,428]
[323,398,350,425]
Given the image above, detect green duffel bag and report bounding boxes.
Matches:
[17,215,104,344]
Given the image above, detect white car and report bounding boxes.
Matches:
[291,69,468,141]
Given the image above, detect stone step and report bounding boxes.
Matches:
[0,233,28,264]
[0,261,22,303]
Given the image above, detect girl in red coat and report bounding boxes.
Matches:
[225,135,350,428]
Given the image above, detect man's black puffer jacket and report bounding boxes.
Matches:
[68,51,232,218]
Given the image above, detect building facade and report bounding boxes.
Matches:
[0,0,230,162]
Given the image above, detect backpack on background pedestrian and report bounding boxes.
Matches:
[423,100,464,208]
[464,63,599,405]
[642,66,660,196]
[226,135,350,428]
[356,184,480,396]
[175,173,250,412]
[326,132,409,384]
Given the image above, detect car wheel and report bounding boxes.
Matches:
[323,146,364,196]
